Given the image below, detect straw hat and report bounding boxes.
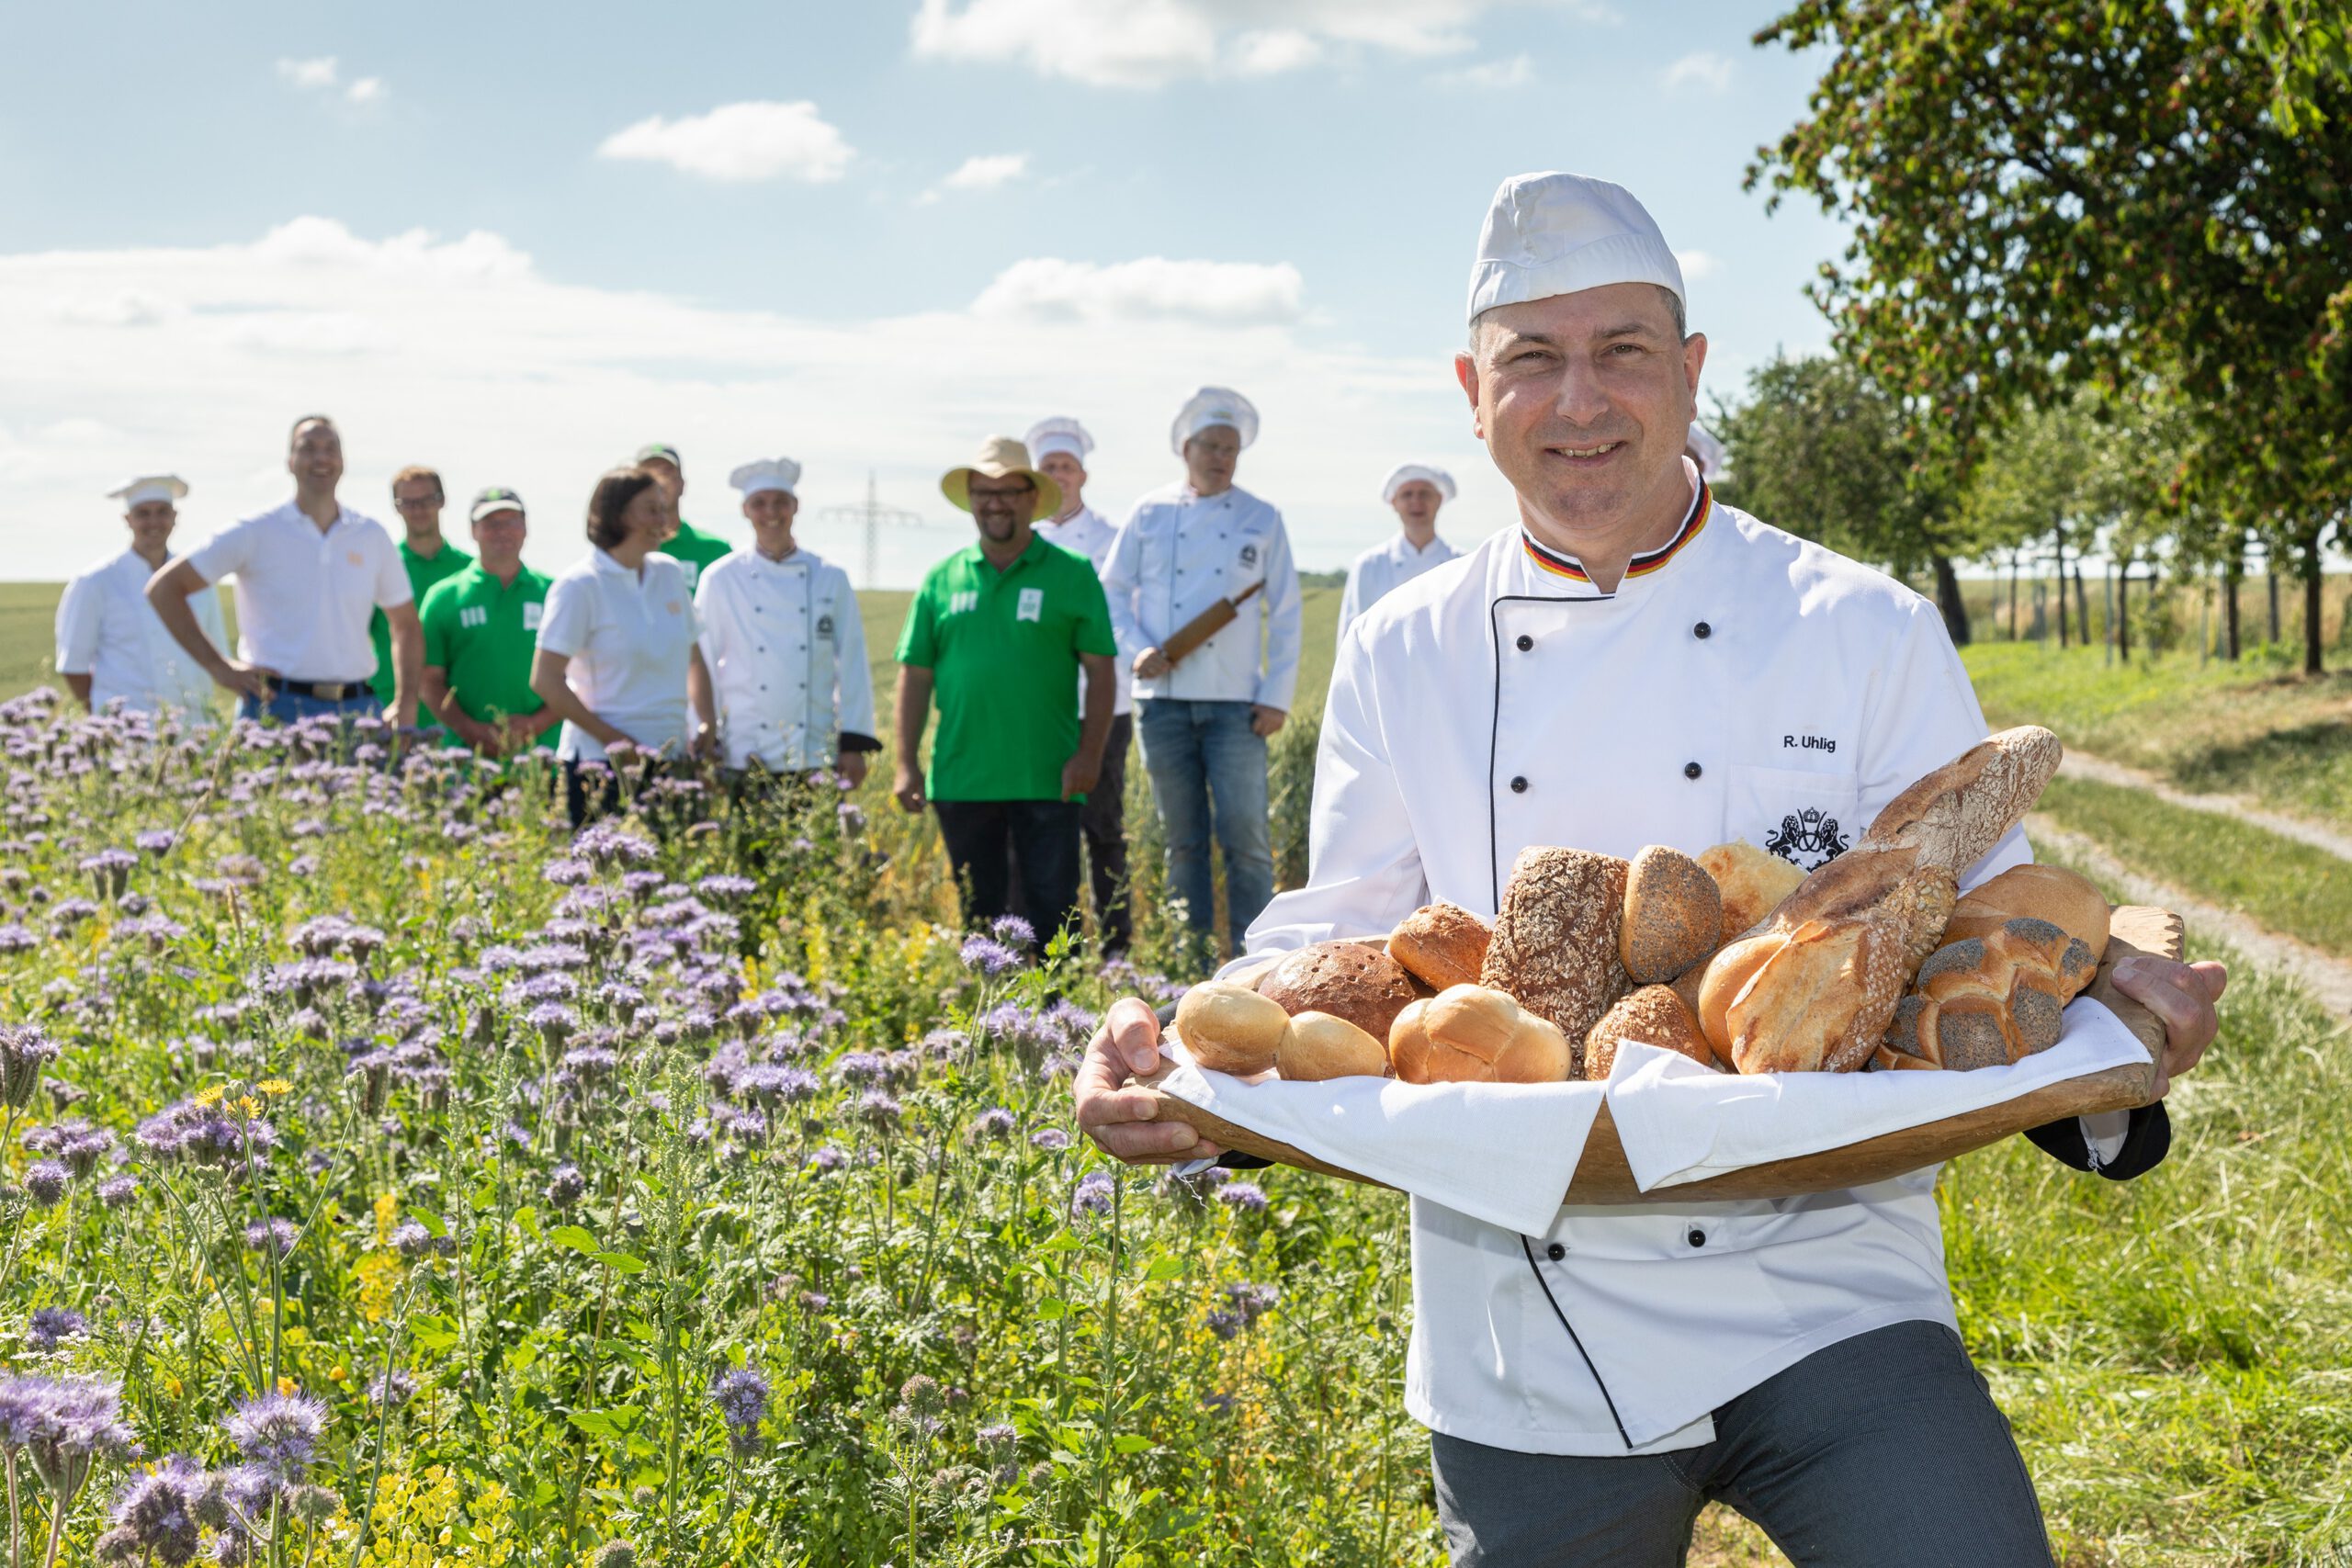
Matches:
[940,435,1062,517]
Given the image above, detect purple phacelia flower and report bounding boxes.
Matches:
[24,1161,70,1207]
[221,1390,327,1483]
[1216,1183,1269,1215]
[26,1307,88,1352]
[1070,1171,1114,1219]
[958,936,1021,977]
[709,1366,770,1459]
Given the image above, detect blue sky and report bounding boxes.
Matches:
[0,0,1846,584]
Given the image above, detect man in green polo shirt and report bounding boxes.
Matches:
[419,487,558,755]
[634,443,732,591]
[894,435,1116,944]
[373,464,474,724]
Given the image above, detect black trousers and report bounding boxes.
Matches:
[933,798,1082,942]
[1079,714,1134,953]
[564,757,675,831]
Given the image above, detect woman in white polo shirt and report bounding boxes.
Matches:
[530,466,717,828]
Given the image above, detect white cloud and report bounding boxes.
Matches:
[1661,50,1733,93]
[1675,249,1719,282]
[942,152,1030,191]
[276,56,339,90]
[345,76,387,106]
[1441,52,1532,87]
[596,101,854,184]
[908,0,1593,88]
[972,256,1305,325]
[0,219,1492,584]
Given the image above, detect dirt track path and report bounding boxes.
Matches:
[2061,749,2352,863]
[2027,816,2352,1020]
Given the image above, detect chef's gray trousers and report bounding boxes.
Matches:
[1429,1320,2054,1568]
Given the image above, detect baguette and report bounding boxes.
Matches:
[1863,725,2063,874]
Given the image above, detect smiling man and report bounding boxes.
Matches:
[1073,173,2226,1566]
[1337,461,1459,642]
[56,474,226,719]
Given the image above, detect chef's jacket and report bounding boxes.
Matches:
[693,546,876,772]
[1102,481,1303,712]
[1035,506,1135,716]
[1336,531,1457,643]
[1236,468,2121,1456]
[55,548,226,718]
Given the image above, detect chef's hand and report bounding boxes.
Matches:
[2110,956,2227,1099]
[894,765,926,815]
[1134,647,1170,680]
[1060,752,1101,801]
[1074,997,1227,1165]
[1250,705,1286,739]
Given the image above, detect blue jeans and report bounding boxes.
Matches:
[1428,1322,2053,1566]
[1136,698,1272,950]
[238,690,384,726]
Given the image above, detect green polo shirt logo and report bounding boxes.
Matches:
[897,536,1115,802]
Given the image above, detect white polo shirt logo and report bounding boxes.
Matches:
[459,605,489,629]
[1017,587,1043,623]
[522,602,543,630]
[950,590,978,615]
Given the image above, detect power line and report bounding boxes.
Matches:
[812,471,928,589]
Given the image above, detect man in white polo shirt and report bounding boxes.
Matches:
[691,457,879,786]
[1029,415,1136,954]
[1337,461,1460,642]
[55,474,226,719]
[147,414,421,727]
[1074,173,2226,1565]
[1100,388,1303,955]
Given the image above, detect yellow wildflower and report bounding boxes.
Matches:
[356,1252,401,1324]
[372,1191,400,1247]
[192,1085,225,1109]
[257,1077,292,1096]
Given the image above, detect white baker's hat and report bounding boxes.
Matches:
[1381,462,1457,505]
[1466,172,1685,325]
[729,457,802,499]
[1024,416,1093,464]
[109,475,188,507]
[1170,387,1259,457]
[1684,421,1729,481]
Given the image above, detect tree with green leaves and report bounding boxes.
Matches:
[1749,0,2352,671]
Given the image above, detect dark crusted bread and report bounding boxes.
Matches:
[1583,985,1717,1081]
[1620,845,1724,983]
[1481,847,1633,1055]
[1257,940,1423,1043]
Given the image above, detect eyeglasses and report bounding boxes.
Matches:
[392,494,442,511]
[967,485,1035,504]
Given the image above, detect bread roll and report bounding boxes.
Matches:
[1257,941,1422,1043]
[1877,916,2099,1070]
[1696,840,1806,942]
[1583,986,1717,1081]
[1173,981,1292,1075]
[1863,725,2063,874]
[1389,903,1492,992]
[1277,1010,1391,1081]
[1946,864,2109,964]
[1619,845,1724,983]
[1481,847,1633,1046]
[1389,985,1572,1085]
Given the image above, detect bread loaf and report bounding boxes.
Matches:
[1863,726,2063,874]
[1946,863,2109,964]
[1389,985,1573,1085]
[1620,846,1724,983]
[1876,916,2098,1070]
[1481,847,1633,1047]
[1174,981,1292,1075]
[1389,903,1492,992]
[1696,840,1806,942]
[1277,1010,1391,1081]
[1257,941,1423,1043]
[1582,986,1717,1081]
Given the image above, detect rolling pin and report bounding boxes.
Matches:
[1159,581,1263,667]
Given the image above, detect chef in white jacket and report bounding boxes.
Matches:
[1337,462,1460,642]
[690,457,879,786]
[1074,173,2225,1565]
[57,475,228,721]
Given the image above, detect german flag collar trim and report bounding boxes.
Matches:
[1520,478,1712,587]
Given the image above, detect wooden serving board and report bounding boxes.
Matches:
[1144,905,2183,1205]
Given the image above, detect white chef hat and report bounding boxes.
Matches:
[109,475,188,507]
[1381,462,1457,505]
[1024,416,1093,464]
[1170,387,1259,457]
[729,457,802,498]
[1684,421,1729,480]
[1466,172,1685,325]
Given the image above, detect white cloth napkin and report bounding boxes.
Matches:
[1600,997,2151,1191]
[1154,1040,1608,1235]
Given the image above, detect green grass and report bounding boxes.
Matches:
[2033,773,2352,957]
[1963,640,2352,830]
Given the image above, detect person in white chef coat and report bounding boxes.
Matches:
[1074,174,2227,1565]
[55,475,227,721]
[1100,388,1303,955]
[1029,416,1136,954]
[1336,462,1460,642]
[690,457,879,789]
